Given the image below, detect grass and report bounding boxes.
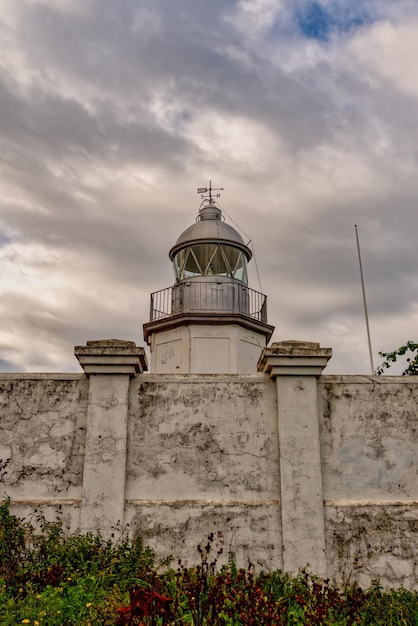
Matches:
[1,497,417,625]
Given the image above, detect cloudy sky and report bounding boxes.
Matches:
[1,0,417,375]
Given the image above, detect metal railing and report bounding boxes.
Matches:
[149,281,268,324]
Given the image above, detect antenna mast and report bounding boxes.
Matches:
[355,225,374,374]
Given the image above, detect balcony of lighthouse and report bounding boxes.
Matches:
[148,278,268,325]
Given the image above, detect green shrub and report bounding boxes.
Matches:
[1,498,417,625]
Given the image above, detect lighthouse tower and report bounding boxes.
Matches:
[143,185,274,373]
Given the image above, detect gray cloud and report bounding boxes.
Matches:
[1,0,418,374]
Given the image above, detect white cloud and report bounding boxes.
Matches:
[349,19,418,97]
[185,112,280,167]
[25,0,95,16]
[225,0,287,42]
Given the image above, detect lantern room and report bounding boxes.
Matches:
[170,204,250,284]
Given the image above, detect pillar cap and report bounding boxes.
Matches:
[257,340,332,377]
[75,339,148,376]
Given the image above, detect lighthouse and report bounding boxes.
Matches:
[143,185,274,373]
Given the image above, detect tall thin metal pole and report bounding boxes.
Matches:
[355,225,374,374]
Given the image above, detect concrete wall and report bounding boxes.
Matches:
[319,376,418,589]
[0,374,88,530]
[0,341,417,588]
[125,374,282,567]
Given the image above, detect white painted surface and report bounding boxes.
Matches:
[319,376,418,588]
[193,336,230,373]
[275,376,327,576]
[258,341,331,577]
[80,373,130,537]
[150,324,266,374]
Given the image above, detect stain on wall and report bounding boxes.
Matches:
[0,375,88,501]
[126,376,279,500]
[325,505,418,589]
[125,375,282,569]
[126,503,282,569]
[320,376,418,588]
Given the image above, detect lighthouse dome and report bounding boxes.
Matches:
[171,205,250,253]
[169,204,252,284]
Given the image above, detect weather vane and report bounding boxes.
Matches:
[197,181,224,204]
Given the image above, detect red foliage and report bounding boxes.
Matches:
[116,585,172,625]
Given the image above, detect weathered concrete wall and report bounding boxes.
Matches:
[1,359,417,587]
[325,504,418,589]
[319,376,418,588]
[125,374,282,567]
[0,374,88,530]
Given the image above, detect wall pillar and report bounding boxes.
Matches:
[75,340,147,538]
[258,341,332,576]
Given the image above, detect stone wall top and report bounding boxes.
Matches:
[258,340,332,377]
[0,373,85,381]
[74,339,148,376]
[321,375,418,384]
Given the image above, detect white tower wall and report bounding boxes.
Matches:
[149,323,267,374]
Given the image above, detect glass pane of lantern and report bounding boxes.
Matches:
[220,245,239,269]
[191,244,218,274]
[233,259,247,283]
[184,248,203,277]
[174,249,187,280]
[206,245,229,276]
[174,249,201,279]
[174,244,248,282]
[220,246,248,284]
[233,252,247,283]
